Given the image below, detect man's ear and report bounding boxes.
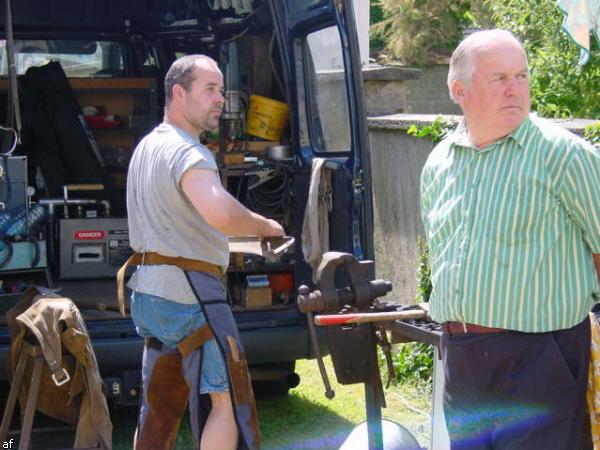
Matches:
[172,83,185,101]
[450,80,467,105]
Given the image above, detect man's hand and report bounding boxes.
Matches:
[259,219,285,238]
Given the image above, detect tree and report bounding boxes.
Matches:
[370,0,600,118]
[486,0,600,118]
[370,0,491,65]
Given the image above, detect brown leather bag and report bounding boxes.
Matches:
[6,286,113,449]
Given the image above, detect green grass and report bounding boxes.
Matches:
[113,357,432,450]
[5,357,432,449]
[259,358,432,450]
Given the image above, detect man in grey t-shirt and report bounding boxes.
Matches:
[127,55,283,450]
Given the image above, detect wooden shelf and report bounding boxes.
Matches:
[0,77,155,91]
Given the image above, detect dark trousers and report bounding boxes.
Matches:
[441,319,592,450]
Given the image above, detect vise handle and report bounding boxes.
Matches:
[314,307,428,326]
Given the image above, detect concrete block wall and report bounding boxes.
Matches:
[361,64,461,116]
[403,65,461,115]
[361,66,421,116]
[369,129,432,305]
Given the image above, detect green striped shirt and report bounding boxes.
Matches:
[420,114,600,332]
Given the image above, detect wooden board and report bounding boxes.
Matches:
[77,92,134,116]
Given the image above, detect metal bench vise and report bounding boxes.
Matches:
[297,252,402,450]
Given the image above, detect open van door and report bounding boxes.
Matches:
[270,0,374,268]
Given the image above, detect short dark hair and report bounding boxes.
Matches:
[164,54,219,105]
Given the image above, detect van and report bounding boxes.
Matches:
[0,0,374,404]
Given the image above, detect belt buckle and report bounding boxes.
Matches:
[52,368,71,387]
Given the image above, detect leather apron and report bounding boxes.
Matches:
[121,253,259,450]
[185,270,260,450]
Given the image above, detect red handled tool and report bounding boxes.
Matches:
[314,308,428,326]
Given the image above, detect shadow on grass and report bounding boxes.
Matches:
[258,392,355,450]
[110,392,355,450]
[1,384,354,450]
[110,405,138,450]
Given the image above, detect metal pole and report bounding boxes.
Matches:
[365,324,383,450]
[365,379,383,450]
[5,0,22,146]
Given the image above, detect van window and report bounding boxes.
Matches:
[0,40,124,77]
[305,26,351,152]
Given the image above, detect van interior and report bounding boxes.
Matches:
[0,0,372,401]
[0,0,360,321]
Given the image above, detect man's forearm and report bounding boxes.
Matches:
[181,168,273,236]
[206,192,271,236]
[223,200,272,236]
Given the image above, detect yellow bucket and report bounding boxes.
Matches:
[246,95,289,141]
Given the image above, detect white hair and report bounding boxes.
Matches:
[447,29,527,103]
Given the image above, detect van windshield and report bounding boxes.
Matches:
[0,39,124,77]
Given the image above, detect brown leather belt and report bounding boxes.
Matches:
[116,252,224,317]
[442,322,506,335]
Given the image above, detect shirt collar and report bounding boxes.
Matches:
[450,114,533,150]
[160,122,201,143]
[508,114,533,148]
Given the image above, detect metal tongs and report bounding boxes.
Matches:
[228,235,295,262]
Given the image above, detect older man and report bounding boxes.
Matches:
[126,55,283,450]
[420,29,600,449]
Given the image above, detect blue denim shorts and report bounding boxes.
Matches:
[131,291,229,393]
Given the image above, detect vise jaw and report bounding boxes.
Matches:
[297,251,392,314]
[297,252,393,388]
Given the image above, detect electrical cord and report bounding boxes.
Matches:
[269,32,286,102]
[223,27,250,43]
[221,3,268,43]
[0,239,14,269]
[239,91,248,136]
[246,169,290,215]
[391,392,431,421]
[0,125,18,155]
[29,236,40,267]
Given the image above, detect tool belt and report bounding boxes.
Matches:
[116,252,223,316]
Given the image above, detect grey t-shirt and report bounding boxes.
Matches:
[126,122,229,304]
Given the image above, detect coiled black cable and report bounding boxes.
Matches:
[246,169,290,217]
[0,239,14,269]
